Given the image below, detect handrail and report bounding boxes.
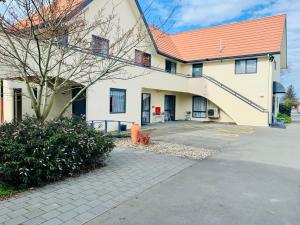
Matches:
[87,119,135,133]
[196,74,268,113]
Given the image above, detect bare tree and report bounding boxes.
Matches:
[0,0,160,122]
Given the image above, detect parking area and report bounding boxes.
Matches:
[87,121,300,225]
[144,121,256,150]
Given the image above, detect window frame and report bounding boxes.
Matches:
[235,58,257,74]
[135,50,151,68]
[57,31,69,47]
[109,88,126,114]
[192,63,203,77]
[165,60,177,74]
[92,35,109,56]
[192,96,207,118]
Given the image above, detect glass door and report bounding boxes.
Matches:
[13,88,22,122]
[141,93,151,125]
[164,95,176,121]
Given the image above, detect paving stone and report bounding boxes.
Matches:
[74,212,96,223]
[41,210,61,220]
[73,204,92,214]
[0,215,10,224]
[24,208,45,219]
[22,217,47,225]
[61,218,83,225]
[57,204,76,213]
[4,215,28,225]
[57,210,79,222]
[41,218,63,225]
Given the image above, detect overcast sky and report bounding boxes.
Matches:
[139,0,300,97]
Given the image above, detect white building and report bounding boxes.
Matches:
[0,0,287,129]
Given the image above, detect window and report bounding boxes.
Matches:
[165,60,176,74]
[235,59,257,74]
[31,87,38,109]
[192,96,207,118]
[92,35,109,56]
[192,64,203,77]
[110,88,126,113]
[57,33,68,47]
[135,50,151,67]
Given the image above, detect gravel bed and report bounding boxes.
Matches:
[114,138,217,160]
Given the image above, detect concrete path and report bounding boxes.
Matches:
[87,121,300,225]
[0,149,194,225]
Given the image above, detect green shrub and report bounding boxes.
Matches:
[279,103,292,117]
[0,116,114,189]
[0,182,16,200]
[276,113,292,124]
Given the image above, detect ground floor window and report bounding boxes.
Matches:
[192,96,207,118]
[110,88,126,113]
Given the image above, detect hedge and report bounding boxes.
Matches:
[0,116,114,189]
[279,103,292,117]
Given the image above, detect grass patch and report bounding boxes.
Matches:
[0,182,17,200]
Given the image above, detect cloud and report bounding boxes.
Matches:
[174,0,273,27]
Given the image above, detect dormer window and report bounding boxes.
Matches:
[92,35,109,56]
[192,64,203,77]
[135,50,151,67]
[165,60,177,74]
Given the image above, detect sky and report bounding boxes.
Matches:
[138,0,300,97]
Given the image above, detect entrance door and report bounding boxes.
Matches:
[141,93,151,125]
[13,88,22,122]
[164,95,176,121]
[72,87,86,117]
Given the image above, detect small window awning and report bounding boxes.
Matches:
[273,81,286,94]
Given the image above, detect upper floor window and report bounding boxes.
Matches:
[165,60,177,74]
[192,64,203,77]
[57,30,68,47]
[135,50,151,67]
[235,59,257,74]
[92,35,109,56]
[110,88,126,113]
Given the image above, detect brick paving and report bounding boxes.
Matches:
[0,148,195,225]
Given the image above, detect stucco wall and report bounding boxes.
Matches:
[0,0,285,127]
[2,80,72,122]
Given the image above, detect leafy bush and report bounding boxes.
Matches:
[0,117,114,189]
[279,103,292,117]
[276,113,292,124]
[0,182,16,200]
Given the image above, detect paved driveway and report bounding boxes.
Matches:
[87,121,300,225]
[0,150,194,225]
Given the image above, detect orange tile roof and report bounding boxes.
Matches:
[150,15,286,62]
[14,0,85,29]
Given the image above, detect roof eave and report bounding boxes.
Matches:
[156,51,281,64]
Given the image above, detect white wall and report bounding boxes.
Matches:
[2,80,72,122]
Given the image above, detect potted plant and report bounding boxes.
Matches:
[138,132,150,145]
